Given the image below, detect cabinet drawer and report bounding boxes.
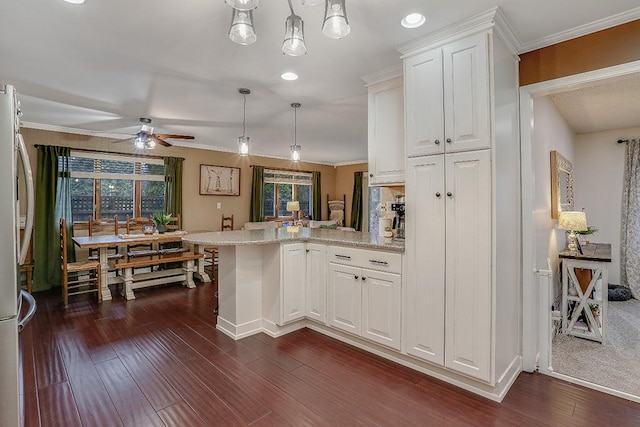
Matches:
[328,246,402,274]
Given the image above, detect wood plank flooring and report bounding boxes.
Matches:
[20,282,640,426]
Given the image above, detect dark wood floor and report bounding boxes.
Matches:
[20,282,640,427]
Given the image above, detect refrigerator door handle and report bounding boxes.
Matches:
[17,133,34,265]
[18,291,36,332]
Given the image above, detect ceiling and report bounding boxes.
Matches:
[1,1,639,164]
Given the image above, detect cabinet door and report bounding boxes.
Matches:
[444,150,492,382]
[368,77,405,185]
[442,32,490,153]
[405,49,445,157]
[405,156,446,364]
[328,263,361,335]
[361,269,401,350]
[281,243,307,324]
[305,243,327,323]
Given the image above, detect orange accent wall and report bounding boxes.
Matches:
[519,19,640,86]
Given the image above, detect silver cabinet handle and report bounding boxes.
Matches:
[447,192,453,197]
[362,277,367,281]
[435,192,441,198]
[446,138,452,143]
[335,254,351,260]
[435,139,440,145]
[369,259,388,266]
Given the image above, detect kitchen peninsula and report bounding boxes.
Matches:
[184,228,404,345]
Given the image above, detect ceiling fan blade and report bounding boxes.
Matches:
[155,136,172,147]
[110,136,135,144]
[155,134,195,140]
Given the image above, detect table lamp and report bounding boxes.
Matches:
[558,211,588,252]
[287,201,300,224]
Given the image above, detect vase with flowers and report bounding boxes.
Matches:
[152,212,172,234]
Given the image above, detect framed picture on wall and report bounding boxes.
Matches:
[200,165,241,196]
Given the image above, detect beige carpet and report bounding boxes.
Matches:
[552,299,640,397]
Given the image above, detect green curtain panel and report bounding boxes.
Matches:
[312,171,321,220]
[33,145,72,292]
[164,157,184,219]
[350,171,363,231]
[250,166,265,221]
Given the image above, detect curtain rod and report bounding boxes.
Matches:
[250,164,315,174]
[33,144,184,161]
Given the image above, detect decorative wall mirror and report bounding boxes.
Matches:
[550,150,574,219]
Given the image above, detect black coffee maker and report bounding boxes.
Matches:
[391,196,405,240]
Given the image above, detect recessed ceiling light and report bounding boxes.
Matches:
[401,13,426,29]
[281,72,299,81]
[64,0,86,3]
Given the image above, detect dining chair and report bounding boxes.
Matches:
[87,215,123,261]
[205,214,234,314]
[60,218,101,308]
[161,214,183,251]
[125,215,155,256]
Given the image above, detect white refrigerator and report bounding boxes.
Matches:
[0,84,36,427]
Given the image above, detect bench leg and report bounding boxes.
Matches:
[122,267,136,300]
[183,259,196,288]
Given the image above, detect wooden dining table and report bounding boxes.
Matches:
[72,231,211,300]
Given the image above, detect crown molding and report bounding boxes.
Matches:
[361,64,403,86]
[21,121,129,140]
[519,7,640,53]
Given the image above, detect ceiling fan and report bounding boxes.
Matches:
[113,117,195,149]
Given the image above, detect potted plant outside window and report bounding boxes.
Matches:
[152,212,172,234]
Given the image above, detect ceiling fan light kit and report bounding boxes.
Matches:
[114,117,195,149]
[237,88,252,156]
[226,0,350,53]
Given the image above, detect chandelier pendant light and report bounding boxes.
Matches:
[229,8,257,45]
[237,88,251,156]
[290,103,302,162]
[282,0,307,56]
[322,0,350,39]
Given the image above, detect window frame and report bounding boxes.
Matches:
[263,169,313,220]
[67,151,165,220]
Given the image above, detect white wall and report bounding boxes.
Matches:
[532,96,576,301]
[574,127,639,285]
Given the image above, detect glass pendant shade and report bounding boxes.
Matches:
[134,133,156,150]
[322,0,350,38]
[238,136,250,156]
[229,9,257,45]
[282,13,306,56]
[225,0,259,11]
[290,144,301,162]
[322,0,351,39]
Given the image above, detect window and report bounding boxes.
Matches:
[64,152,165,222]
[263,169,313,219]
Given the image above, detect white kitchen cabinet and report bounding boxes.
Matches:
[328,263,362,335]
[405,32,490,157]
[401,9,521,390]
[281,243,307,324]
[305,243,327,323]
[328,245,402,350]
[366,76,405,185]
[361,269,401,350]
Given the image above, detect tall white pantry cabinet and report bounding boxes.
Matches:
[401,8,522,396]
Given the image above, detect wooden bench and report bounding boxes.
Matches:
[115,251,204,300]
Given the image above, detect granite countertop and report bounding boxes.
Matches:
[183,227,404,252]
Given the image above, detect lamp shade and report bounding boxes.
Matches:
[225,0,259,11]
[229,9,257,45]
[287,201,300,212]
[282,13,307,56]
[558,211,588,232]
[322,0,350,38]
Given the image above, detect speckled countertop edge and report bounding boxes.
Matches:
[183,228,404,252]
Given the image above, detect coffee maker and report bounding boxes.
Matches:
[391,195,405,240]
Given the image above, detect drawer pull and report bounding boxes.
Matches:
[361,277,367,281]
[369,259,389,266]
[335,254,352,260]
[354,275,359,280]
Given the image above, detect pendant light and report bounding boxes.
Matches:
[237,88,251,156]
[290,103,302,162]
[282,0,306,56]
[225,0,259,11]
[229,8,257,45]
[322,0,350,39]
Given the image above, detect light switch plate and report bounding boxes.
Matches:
[217,202,222,209]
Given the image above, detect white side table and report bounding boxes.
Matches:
[560,243,611,343]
